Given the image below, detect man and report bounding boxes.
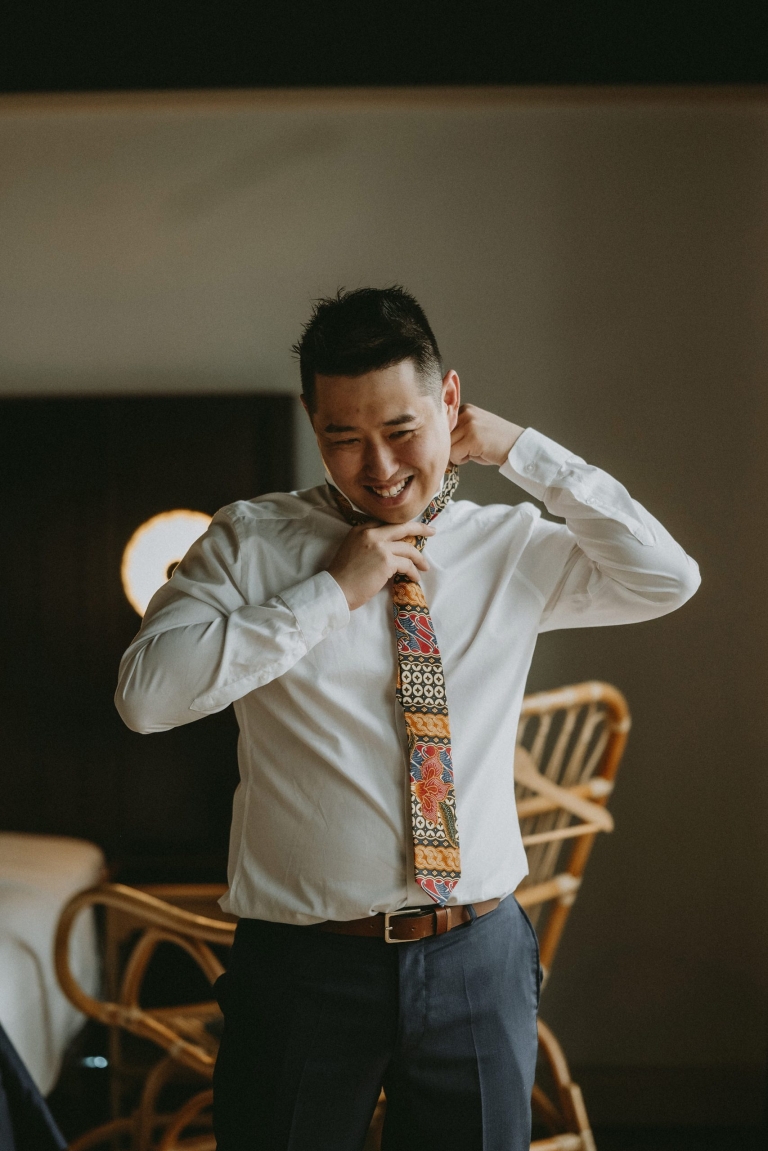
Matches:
[115,286,700,1150]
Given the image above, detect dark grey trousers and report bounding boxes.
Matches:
[213,894,541,1151]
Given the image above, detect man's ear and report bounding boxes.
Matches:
[300,394,332,477]
[441,370,461,431]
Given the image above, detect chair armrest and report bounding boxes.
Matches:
[54,883,236,1075]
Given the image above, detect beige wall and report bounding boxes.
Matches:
[2,88,765,1120]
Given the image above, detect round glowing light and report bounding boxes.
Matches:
[121,509,212,616]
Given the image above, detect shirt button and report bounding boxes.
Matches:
[525,463,535,474]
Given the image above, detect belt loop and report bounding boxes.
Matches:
[466,903,477,925]
[434,907,449,935]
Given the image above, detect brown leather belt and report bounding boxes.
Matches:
[318,898,501,943]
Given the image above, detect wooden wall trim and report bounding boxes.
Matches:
[2,85,768,118]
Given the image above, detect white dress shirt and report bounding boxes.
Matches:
[115,428,700,924]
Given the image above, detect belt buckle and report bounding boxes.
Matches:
[383,907,423,943]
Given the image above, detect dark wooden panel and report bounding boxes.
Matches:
[0,394,294,881]
[4,7,767,91]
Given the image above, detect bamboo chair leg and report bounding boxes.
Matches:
[535,1020,596,1151]
[363,1088,387,1150]
[136,1056,185,1151]
[156,1088,214,1151]
[530,1136,587,1151]
[67,1057,212,1151]
[65,1116,136,1151]
[532,1081,566,1133]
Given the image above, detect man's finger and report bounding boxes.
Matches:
[449,443,473,465]
[450,429,475,462]
[392,556,423,583]
[390,543,429,570]
[371,520,436,540]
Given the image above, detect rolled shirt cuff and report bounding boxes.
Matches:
[499,427,576,501]
[278,570,351,648]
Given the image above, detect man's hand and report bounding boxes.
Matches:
[327,521,436,611]
[450,404,525,467]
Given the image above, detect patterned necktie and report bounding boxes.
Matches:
[329,467,462,906]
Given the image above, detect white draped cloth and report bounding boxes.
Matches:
[0,833,104,1094]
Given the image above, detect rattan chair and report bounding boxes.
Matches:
[515,680,629,1151]
[55,883,231,1150]
[55,680,629,1151]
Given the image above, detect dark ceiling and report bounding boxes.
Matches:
[2,1,768,93]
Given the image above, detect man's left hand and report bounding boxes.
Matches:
[450,404,525,467]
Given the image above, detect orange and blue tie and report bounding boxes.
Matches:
[329,467,461,905]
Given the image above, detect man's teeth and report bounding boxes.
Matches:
[371,477,410,497]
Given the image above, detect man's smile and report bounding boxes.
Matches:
[364,474,414,503]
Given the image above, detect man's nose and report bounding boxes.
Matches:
[362,440,399,480]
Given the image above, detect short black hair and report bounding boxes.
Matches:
[293,286,443,414]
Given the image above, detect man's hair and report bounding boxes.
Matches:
[293,286,443,414]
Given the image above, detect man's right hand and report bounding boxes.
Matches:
[327,521,436,611]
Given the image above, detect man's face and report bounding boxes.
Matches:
[309,359,460,523]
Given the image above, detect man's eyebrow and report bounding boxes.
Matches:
[383,413,418,427]
[323,413,418,434]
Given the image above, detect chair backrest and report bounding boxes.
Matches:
[514,680,630,978]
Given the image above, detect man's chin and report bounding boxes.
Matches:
[376,509,416,524]
[357,493,424,524]
[357,503,412,524]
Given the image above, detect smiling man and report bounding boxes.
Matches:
[116,286,700,1150]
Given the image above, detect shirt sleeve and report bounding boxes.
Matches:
[114,508,350,734]
[499,427,701,631]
